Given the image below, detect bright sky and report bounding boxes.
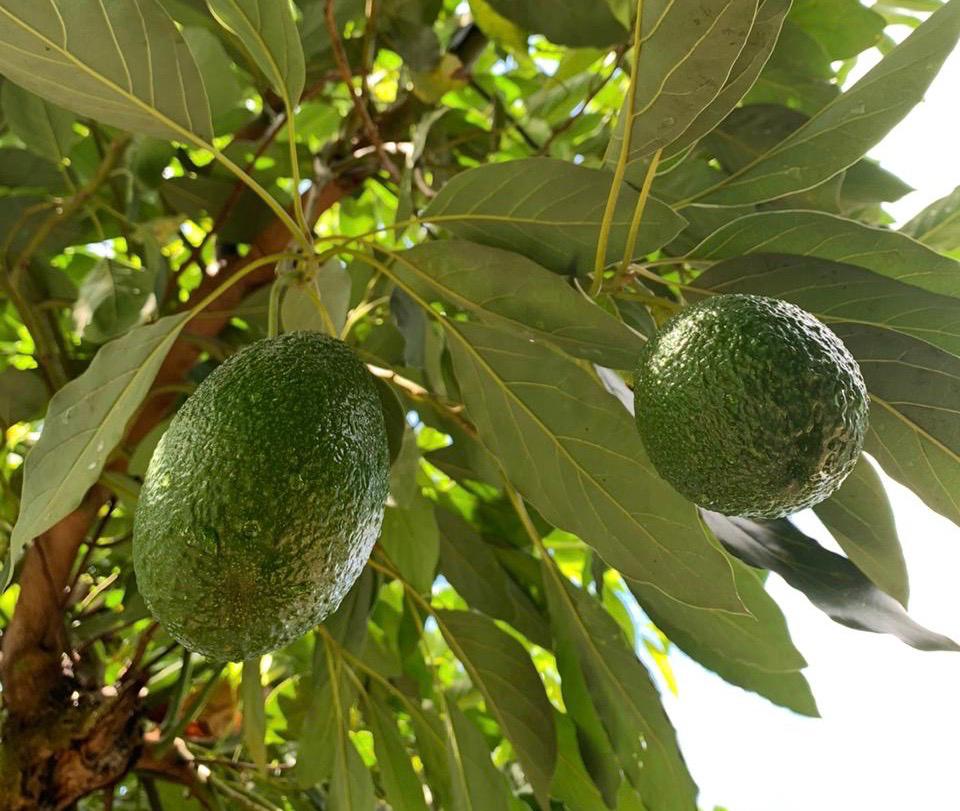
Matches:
[656,39,960,811]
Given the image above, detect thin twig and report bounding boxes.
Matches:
[325,0,401,182]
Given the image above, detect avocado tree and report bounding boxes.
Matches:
[1,0,959,808]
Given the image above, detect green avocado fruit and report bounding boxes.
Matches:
[133,332,389,660]
[633,294,868,519]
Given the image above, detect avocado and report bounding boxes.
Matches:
[133,332,389,660]
[633,294,868,518]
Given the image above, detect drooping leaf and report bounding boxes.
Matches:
[790,0,885,59]
[392,241,645,368]
[366,689,430,811]
[694,252,960,359]
[687,0,960,204]
[0,148,65,191]
[691,210,960,299]
[409,703,454,807]
[4,312,190,588]
[703,511,959,651]
[0,0,214,141]
[241,658,268,772]
[831,323,960,532]
[73,259,158,345]
[606,0,758,171]
[814,456,909,606]
[422,158,685,277]
[437,511,549,648]
[0,368,48,429]
[181,25,246,132]
[0,82,77,164]
[482,0,627,47]
[206,0,305,103]
[902,185,960,253]
[630,560,819,716]
[435,609,556,808]
[544,569,698,811]
[662,0,792,160]
[436,318,743,613]
[445,699,513,811]
[282,260,351,336]
[380,494,440,594]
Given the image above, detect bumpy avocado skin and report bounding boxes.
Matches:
[133,332,389,660]
[634,294,868,519]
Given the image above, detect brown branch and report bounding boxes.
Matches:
[325,0,401,182]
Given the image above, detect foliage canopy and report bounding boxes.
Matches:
[0,0,959,809]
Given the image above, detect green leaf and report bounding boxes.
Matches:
[281,261,351,336]
[376,378,408,469]
[437,511,549,648]
[691,210,960,299]
[630,559,819,716]
[161,175,276,243]
[790,0,885,59]
[366,690,430,811]
[814,456,909,607]
[380,494,440,594]
[435,609,556,807]
[663,0,792,160]
[181,26,246,132]
[902,185,960,253]
[393,241,644,369]
[0,82,77,163]
[423,158,685,277]
[704,511,959,652]
[445,699,513,811]
[74,259,158,345]
[438,319,743,613]
[0,0,214,141]
[544,570,697,811]
[241,658,268,772]
[688,0,960,204]
[206,0,305,103]
[4,313,189,588]
[831,323,960,531]
[0,147,65,191]
[0,368,48,429]
[409,704,454,807]
[482,0,627,47]
[606,0,758,170]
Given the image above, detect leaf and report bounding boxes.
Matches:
[688,0,960,204]
[813,456,909,606]
[0,0,214,141]
[380,494,440,594]
[695,251,960,359]
[161,175,275,243]
[435,609,556,808]
[409,703,454,807]
[392,241,644,369]
[630,560,819,716]
[437,511,549,648]
[0,147,65,191]
[662,0,792,160]
[282,261,351,336]
[902,185,960,253]
[790,0,885,59]
[375,377,407,468]
[445,700,513,811]
[482,0,627,47]
[703,511,960,652]
[241,658,267,772]
[73,259,158,345]
[0,82,77,163]
[606,0,758,171]
[4,313,190,588]
[830,322,960,531]
[544,570,697,811]
[691,210,960,299]
[423,158,685,277]
[181,26,246,132]
[206,0,305,103]
[0,368,48,428]
[438,319,743,613]
[366,690,429,811]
